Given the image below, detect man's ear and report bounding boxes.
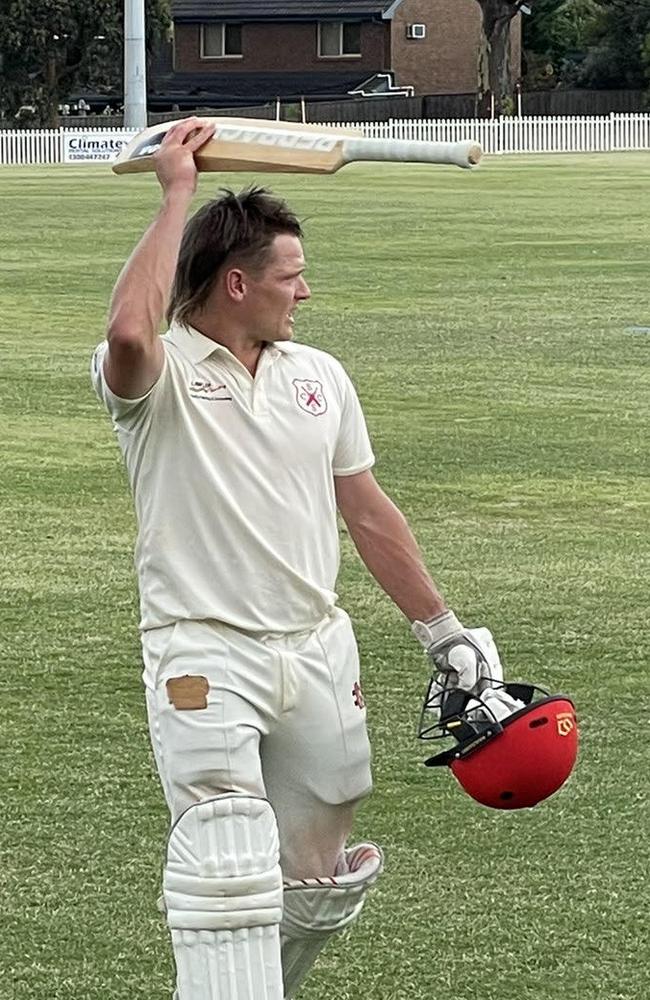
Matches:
[224,267,246,303]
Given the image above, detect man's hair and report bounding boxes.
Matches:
[167,186,303,326]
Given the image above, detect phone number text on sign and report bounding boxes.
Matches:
[64,133,134,163]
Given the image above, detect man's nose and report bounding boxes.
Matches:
[296,277,311,301]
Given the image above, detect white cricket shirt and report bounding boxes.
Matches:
[91,323,374,632]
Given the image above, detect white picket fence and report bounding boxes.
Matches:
[1,113,650,166]
[347,113,650,154]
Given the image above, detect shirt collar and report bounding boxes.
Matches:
[166,321,291,364]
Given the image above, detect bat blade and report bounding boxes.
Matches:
[112,117,360,175]
[112,116,482,175]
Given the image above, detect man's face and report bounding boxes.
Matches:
[242,233,311,342]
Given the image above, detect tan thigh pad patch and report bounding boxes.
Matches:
[166,675,209,710]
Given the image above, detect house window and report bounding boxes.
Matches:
[201,23,242,59]
[318,21,361,58]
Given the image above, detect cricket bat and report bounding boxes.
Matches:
[112,117,482,175]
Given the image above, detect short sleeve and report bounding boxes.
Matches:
[90,340,165,425]
[332,366,375,477]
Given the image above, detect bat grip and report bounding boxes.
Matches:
[343,137,482,169]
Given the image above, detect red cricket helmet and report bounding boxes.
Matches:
[420,681,578,810]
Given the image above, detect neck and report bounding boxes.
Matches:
[188,311,267,375]
[234,342,265,377]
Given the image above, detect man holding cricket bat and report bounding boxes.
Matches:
[92,117,501,999]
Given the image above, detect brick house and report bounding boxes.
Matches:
[156,0,521,106]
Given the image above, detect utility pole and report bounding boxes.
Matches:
[124,0,147,129]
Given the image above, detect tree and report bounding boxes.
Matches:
[523,0,603,88]
[577,0,650,89]
[0,1,169,125]
[523,0,650,92]
[524,0,599,64]
[473,0,530,115]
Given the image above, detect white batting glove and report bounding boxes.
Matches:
[412,610,504,693]
[413,612,525,720]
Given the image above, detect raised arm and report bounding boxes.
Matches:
[104,117,215,399]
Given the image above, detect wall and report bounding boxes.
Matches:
[174,20,387,74]
[391,0,521,95]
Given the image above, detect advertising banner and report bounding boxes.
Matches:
[63,131,134,163]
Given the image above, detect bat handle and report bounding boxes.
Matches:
[343,137,482,169]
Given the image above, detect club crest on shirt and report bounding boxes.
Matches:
[292,378,327,416]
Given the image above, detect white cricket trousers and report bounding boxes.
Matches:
[141,607,373,878]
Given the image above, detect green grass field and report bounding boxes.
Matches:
[1,153,650,1000]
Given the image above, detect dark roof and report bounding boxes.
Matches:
[150,69,380,107]
[172,0,399,20]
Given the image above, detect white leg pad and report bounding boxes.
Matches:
[281,842,383,998]
[164,794,284,1000]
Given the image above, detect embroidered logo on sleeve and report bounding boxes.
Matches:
[293,378,327,416]
[189,379,232,401]
[352,681,365,710]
